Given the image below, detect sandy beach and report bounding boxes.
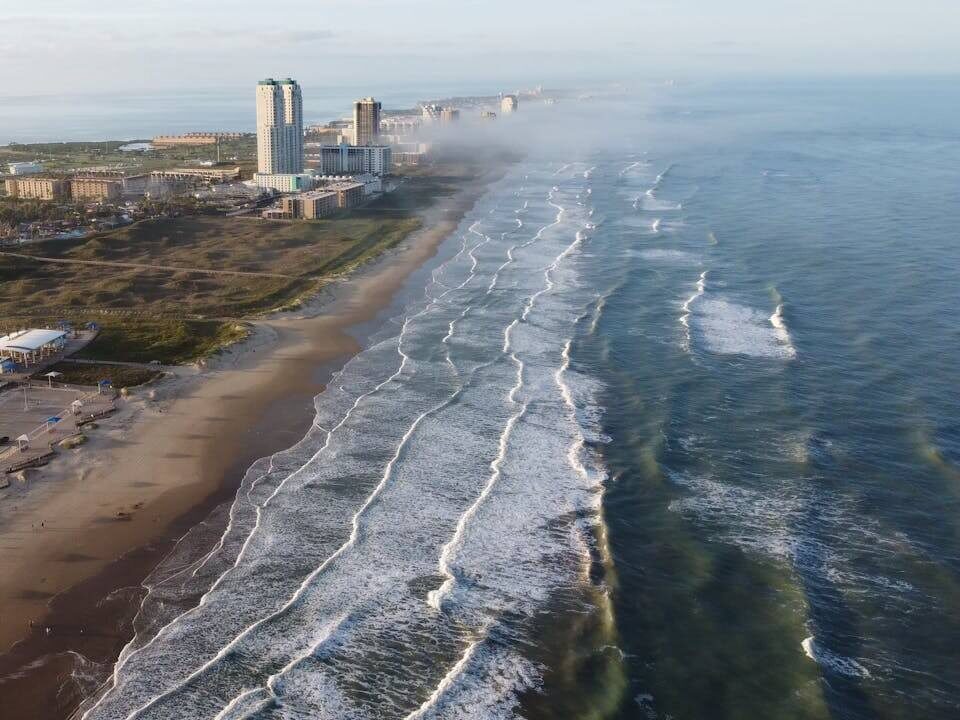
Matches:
[0,168,497,719]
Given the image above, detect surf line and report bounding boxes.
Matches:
[402,624,492,720]
[212,332,522,718]
[680,270,708,348]
[431,190,570,607]
[93,184,573,717]
[429,317,527,611]
[182,231,479,587]
[444,189,564,369]
[120,320,520,720]
[192,227,485,585]
[416,206,594,719]
[90,219,502,710]
[768,291,797,359]
[431,195,587,611]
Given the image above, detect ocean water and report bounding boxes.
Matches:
[78,79,960,719]
[0,82,497,144]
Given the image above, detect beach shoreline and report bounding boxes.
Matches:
[0,165,500,719]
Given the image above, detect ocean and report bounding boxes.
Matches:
[79,78,960,719]
[0,83,497,144]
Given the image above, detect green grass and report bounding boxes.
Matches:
[0,137,257,176]
[45,361,162,388]
[0,156,497,364]
[75,319,249,365]
[1,213,421,320]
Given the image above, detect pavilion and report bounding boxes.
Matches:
[0,328,68,367]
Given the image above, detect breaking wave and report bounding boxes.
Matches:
[80,163,609,720]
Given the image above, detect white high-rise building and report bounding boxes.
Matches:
[312,143,392,176]
[500,94,519,114]
[256,78,303,174]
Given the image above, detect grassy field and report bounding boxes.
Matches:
[0,137,258,177]
[0,161,488,363]
[1,214,419,316]
[74,320,250,365]
[0,212,416,362]
[45,361,162,388]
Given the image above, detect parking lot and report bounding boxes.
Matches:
[0,384,110,449]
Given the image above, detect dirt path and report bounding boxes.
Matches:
[0,252,293,279]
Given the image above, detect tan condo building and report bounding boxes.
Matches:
[440,108,460,123]
[353,97,382,146]
[4,177,69,200]
[152,132,245,147]
[280,190,339,219]
[70,176,122,201]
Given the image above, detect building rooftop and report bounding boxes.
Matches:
[0,329,67,353]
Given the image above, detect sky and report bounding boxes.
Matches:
[0,0,957,97]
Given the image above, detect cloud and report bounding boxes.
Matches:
[0,13,335,53]
[176,28,337,47]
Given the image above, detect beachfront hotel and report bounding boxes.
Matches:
[353,97,382,146]
[309,144,392,176]
[4,176,69,200]
[255,78,304,174]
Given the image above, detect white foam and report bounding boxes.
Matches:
[84,162,608,720]
[638,249,699,263]
[691,296,796,359]
[679,271,708,350]
[769,303,796,358]
[802,636,871,679]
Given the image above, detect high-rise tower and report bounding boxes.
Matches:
[352,97,382,146]
[256,78,303,174]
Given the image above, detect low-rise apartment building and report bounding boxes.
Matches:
[71,176,123,201]
[152,133,246,147]
[280,190,339,219]
[4,176,69,200]
[327,181,365,209]
[253,173,314,193]
[151,166,242,183]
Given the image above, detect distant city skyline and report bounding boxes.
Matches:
[1,0,958,97]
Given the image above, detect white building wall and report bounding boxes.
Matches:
[256,79,304,174]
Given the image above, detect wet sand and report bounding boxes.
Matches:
[0,169,497,719]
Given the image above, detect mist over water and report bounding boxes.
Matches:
[79,79,960,719]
